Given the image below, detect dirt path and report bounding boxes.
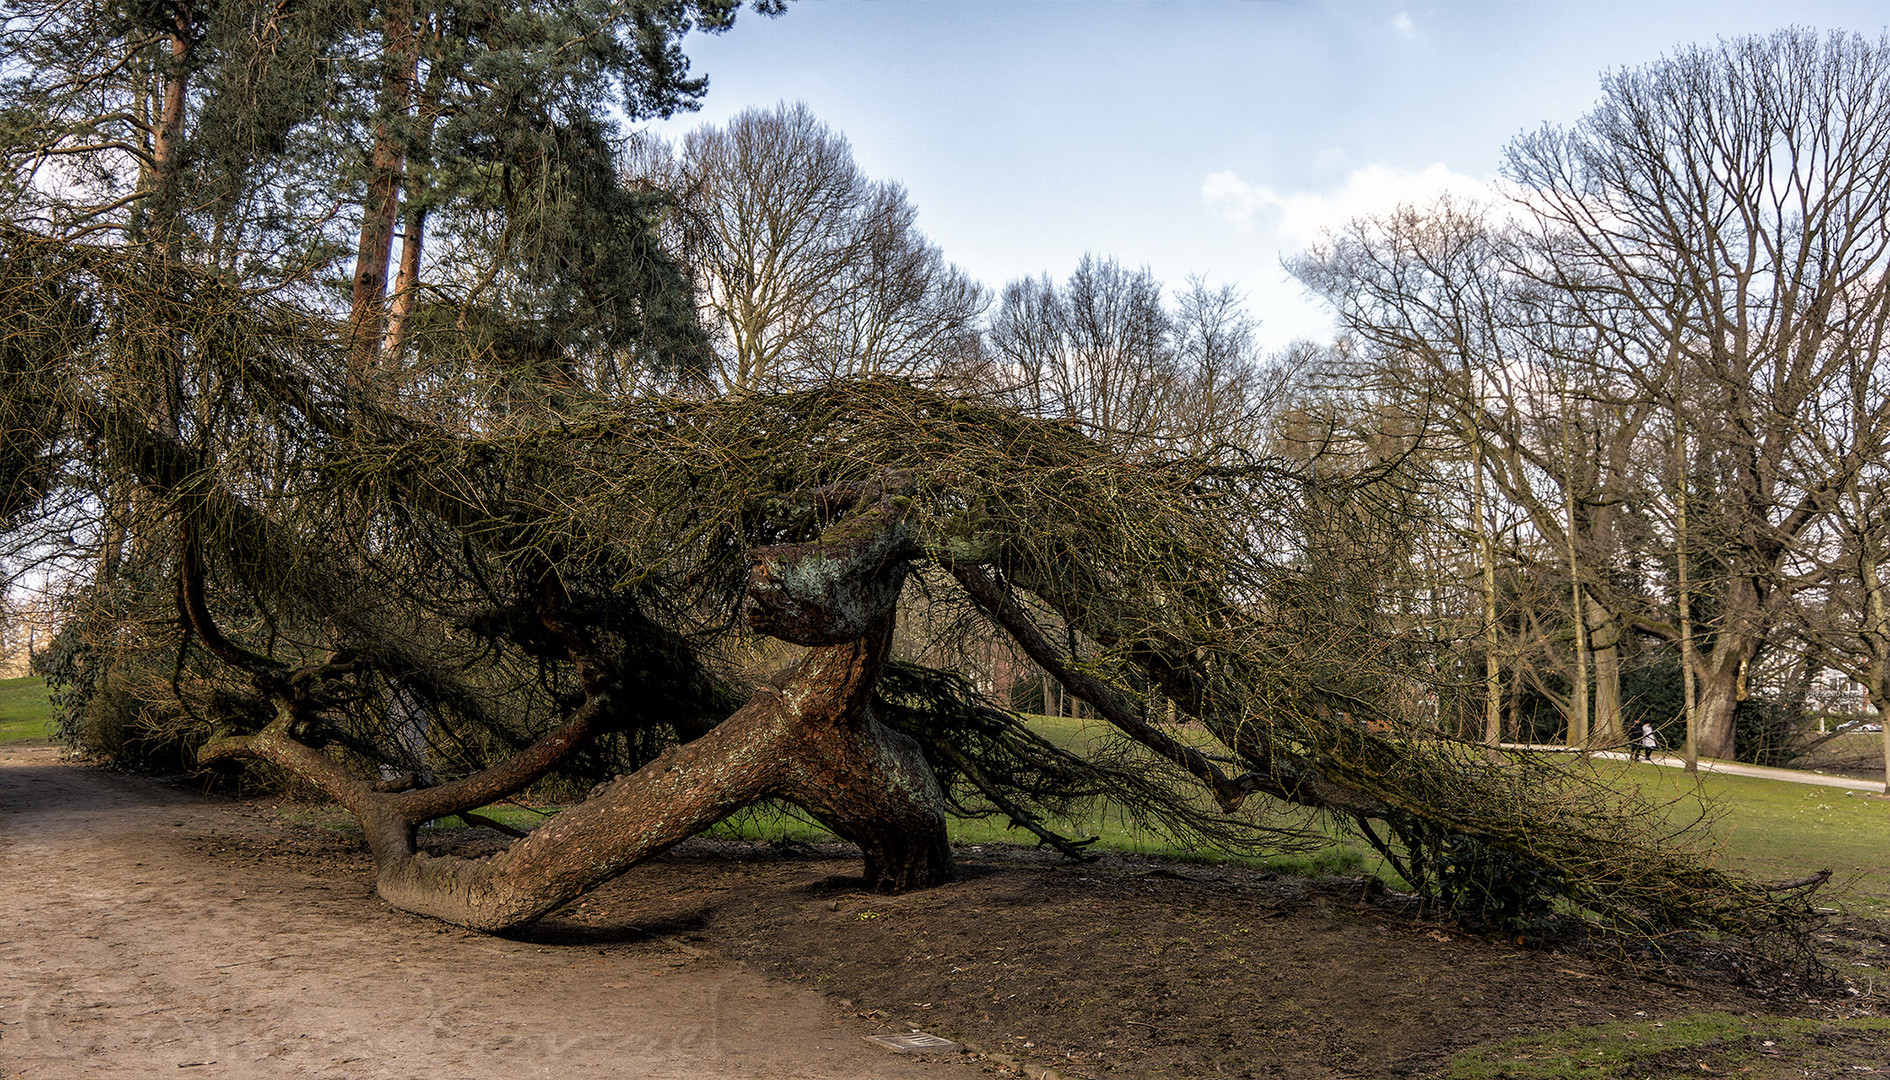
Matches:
[0,746,982,1080]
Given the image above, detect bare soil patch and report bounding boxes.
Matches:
[0,746,979,1080]
[562,846,1869,1078]
[3,746,1884,1079]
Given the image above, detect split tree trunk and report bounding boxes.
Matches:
[202,490,954,933]
[373,623,950,931]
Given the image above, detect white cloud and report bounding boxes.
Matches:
[1200,170,1266,229]
[1201,162,1497,250]
[1393,12,1416,38]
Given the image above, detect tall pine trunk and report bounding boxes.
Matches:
[381,35,445,363]
[346,0,420,393]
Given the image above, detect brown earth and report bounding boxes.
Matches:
[0,746,981,1080]
[2,744,1883,1079]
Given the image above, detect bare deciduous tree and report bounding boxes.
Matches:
[1504,28,1890,759]
[639,103,984,393]
[987,257,1273,455]
[1299,30,1890,761]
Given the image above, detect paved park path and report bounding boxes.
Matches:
[0,746,982,1080]
[1508,743,1888,792]
[1638,751,1888,791]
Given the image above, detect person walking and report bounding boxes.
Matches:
[1634,720,1658,762]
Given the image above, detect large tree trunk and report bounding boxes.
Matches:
[1693,650,1746,761]
[381,41,446,364]
[1584,596,1624,745]
[345,0,420,390]
[1689,571,1765,761]
[372,623,949,931]
[145,0,194,257]
[200,486,951,933]
[382,205,426,361]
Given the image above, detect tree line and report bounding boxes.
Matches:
[1294,29,1890,772]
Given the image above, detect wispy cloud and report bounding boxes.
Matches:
[1393,11,1416,38]
[1201,163,1496,250]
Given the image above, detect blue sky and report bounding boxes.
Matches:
[641,1,1890,353]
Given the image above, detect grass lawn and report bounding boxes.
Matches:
[1593,758,1890,918]
[0,676,55,745]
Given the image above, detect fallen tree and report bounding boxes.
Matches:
[0,229,1827,960]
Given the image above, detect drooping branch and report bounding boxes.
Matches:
[926,737,1099,862]
[949,561,1259,811]
[200,711,374,811]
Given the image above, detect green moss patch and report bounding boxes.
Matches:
[1446,1011,1890,1079]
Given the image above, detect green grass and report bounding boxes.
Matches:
[1586,759,1890,917]
[0,676,56,745]
[426,804,561,832]
[278,801,561,837]
[702,713,1369,877]
[1445,1012,1890,1079]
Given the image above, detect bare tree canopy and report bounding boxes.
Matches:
[1298,28,1890,764]
[631,102,986,393]
[987,257,1280,456]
